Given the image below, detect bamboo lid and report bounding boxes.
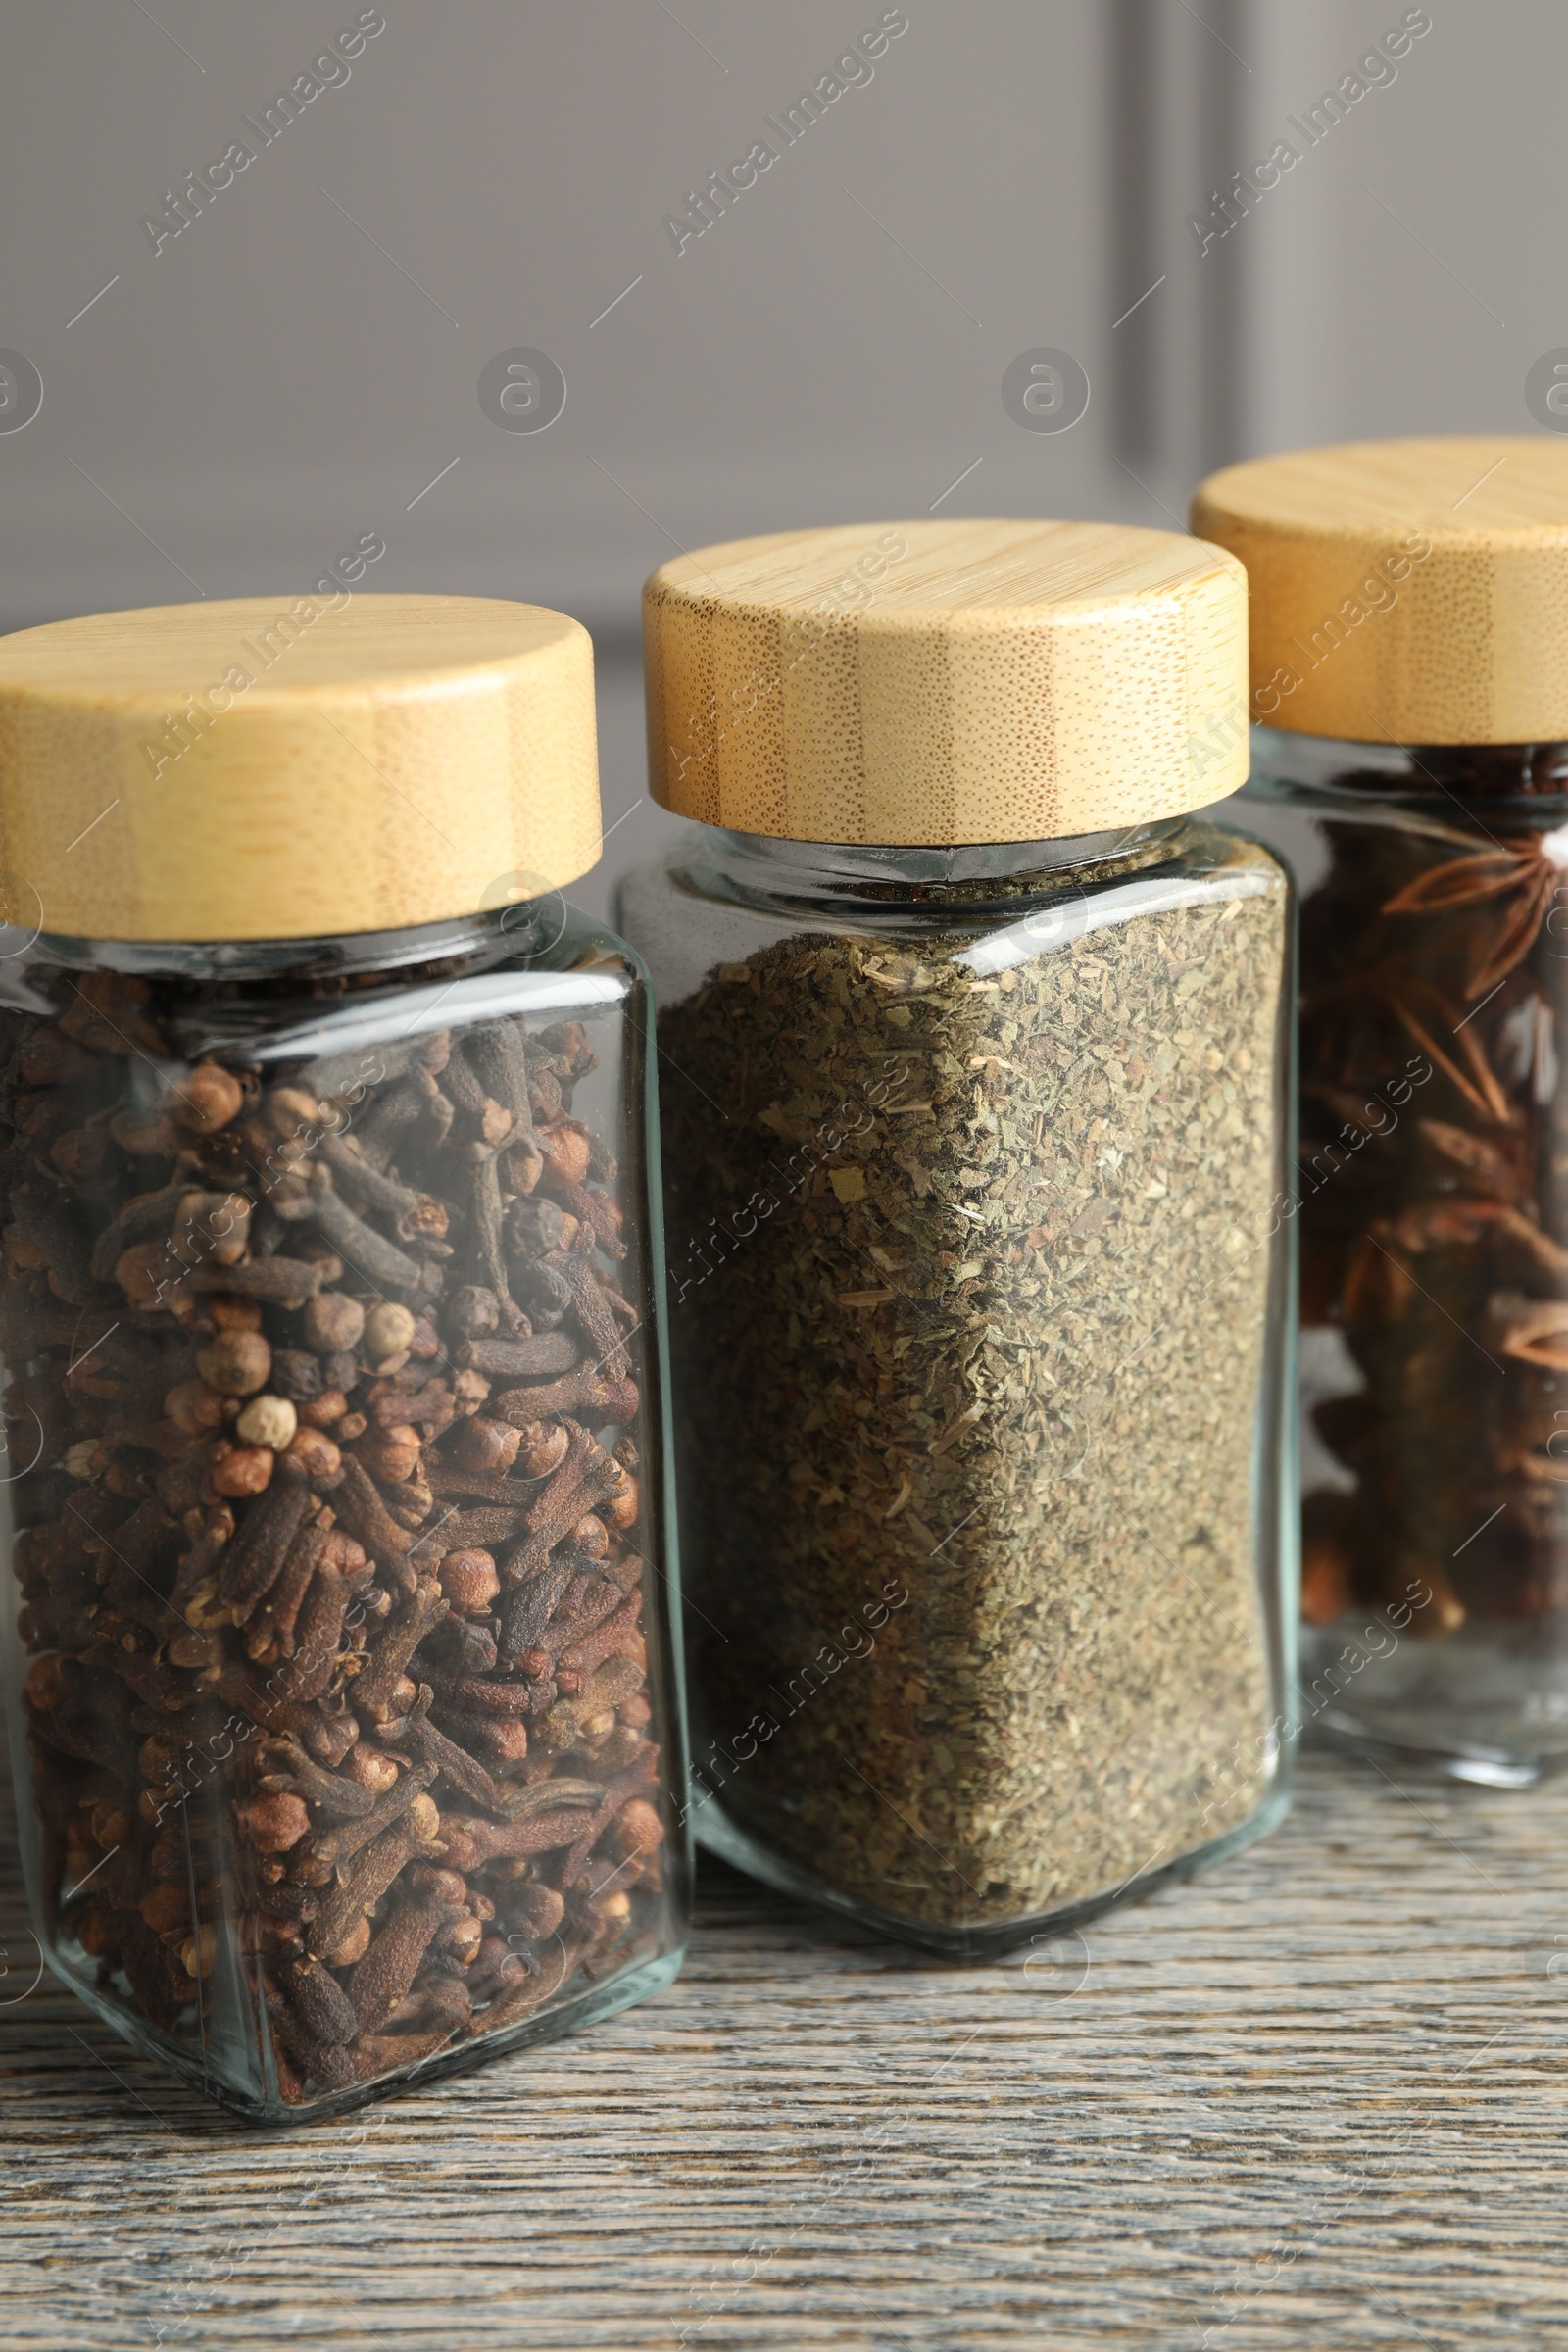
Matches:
[0,594,601,942]
[1192,437,1568,745]
[643,519,1250,843]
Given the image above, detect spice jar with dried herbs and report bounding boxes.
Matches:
[616,520,1295,1954]
[0,595,687,2118]
[1196,434,1568,1784]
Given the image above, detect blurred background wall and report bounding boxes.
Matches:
[0,0,1559,917]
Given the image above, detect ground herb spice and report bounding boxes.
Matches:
[657,830,1288,1934]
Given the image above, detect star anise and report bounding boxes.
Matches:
[1301,962,1510,1124]
[1383,828,1568,998]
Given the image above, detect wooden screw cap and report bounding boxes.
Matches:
[643,519,1250,844]
[0,593,602,943]
[1192,437,1568,746]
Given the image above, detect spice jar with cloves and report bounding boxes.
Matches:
[0,594,687,2117]
[616,520,1296,1955]
[1196,435,1568,1784]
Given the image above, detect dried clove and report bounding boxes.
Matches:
[3,981,671,2108]
[273,1165,426,1294]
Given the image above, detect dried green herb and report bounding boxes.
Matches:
[658,830,1287,1932]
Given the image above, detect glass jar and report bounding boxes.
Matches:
[619,519,1296,1954]
[1243,729,1568,1781]
[1196,433,1568,1784]
[0,596,688,2117]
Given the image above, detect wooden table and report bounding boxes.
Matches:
[3,1740,1565,2351]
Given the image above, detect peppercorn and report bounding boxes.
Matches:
[304,1294,366,1354]
[198,1329,272,1396]
[236,1396,298,1451]
[363,1302,416,1360]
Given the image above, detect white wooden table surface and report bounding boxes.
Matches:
[2,1740,1565,2352]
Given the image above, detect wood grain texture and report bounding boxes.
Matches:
[0,595,602,941]
[645,520,1250,844]
[2,1739,1567,2351]
[1192,436,1568,745]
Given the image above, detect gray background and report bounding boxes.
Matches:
[0,0,1558,918]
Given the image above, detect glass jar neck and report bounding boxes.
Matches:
[680,819,1189,913]
[0,899,594,987]
[1252,726,1568,803]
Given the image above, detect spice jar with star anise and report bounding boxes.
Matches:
[1196,435,1568,1783]
[0,595,688,2118]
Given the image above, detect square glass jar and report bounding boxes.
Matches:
[619,820,1296,1952]
[620,518,1297,1953]
[0,596,689,2114]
